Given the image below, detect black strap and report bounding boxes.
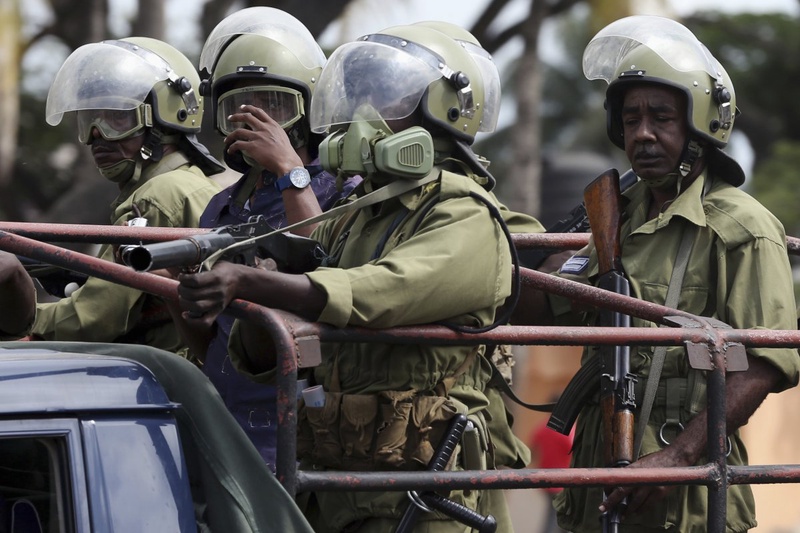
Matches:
[485,349,555,413]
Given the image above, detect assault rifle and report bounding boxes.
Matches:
[121,215,327,274]
[519,169,637,269]
[548,169,636,532]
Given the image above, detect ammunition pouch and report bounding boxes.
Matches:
[297,390,464,471]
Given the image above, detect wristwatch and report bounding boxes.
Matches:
[275,166,311,192]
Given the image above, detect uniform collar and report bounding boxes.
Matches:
[113,151,191,209]
[626,171,709,233]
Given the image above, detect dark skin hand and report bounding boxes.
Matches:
[600,354,783,518]
[0,252,36,337]
[176,260,326,371]
[225,104,322,237]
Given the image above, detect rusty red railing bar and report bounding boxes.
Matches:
[296,464,719,492]
[2,222,798,257]
[4,227,800,525]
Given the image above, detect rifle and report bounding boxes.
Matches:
[549,169,636,532]
[519,169,637,269]
[395,414,497,533]
[121,215,327,274]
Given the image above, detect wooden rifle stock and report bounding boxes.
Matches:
[584,169,636,532]
[584,169,624,277]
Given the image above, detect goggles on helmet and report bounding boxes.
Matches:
[76,105,152,144]
[217,85,304,135]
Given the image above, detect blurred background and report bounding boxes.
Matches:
[3,0,800,530]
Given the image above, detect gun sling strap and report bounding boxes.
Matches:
[633,175,712,459]
[632,222,696,458]
[201,170,441,270]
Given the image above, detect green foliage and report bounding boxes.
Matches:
[687,13,800,166]
[750,140,800,236]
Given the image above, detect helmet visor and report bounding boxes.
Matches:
[76,106,149,144]
[310,39,443,134]
[467,50,501,132]
[46,42,170,126]
[199,7,326,76]
[217,86,304,135]
[583,15,723,84]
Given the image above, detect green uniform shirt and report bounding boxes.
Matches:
[552,172,800,532]
[229,169,516,532]
[32,153,221,353]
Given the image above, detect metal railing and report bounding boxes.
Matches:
[2,223,800,532]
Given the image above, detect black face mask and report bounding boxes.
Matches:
[223,145,251,174]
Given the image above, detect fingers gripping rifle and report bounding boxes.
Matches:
[548,169,637,532]
[121,215,327,274]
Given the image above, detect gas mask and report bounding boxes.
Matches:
[319,105,433,182]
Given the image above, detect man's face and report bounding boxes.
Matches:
[621,84,688,180]
[88,126,145,169]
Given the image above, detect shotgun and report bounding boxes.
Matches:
[120,215,327,274]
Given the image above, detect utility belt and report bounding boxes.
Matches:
[297,389,489,472]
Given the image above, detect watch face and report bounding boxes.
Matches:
[290,167,311,188]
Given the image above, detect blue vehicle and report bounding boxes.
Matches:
[0,342,312,533]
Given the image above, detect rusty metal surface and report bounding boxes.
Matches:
[0,221,209,243]
[5,227,800,528]
[297,465,719,492]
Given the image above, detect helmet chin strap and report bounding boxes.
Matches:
[140,126,180,163]
[678,138,704,177]
[643,138,705,192]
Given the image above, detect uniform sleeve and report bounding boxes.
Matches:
[32,244,147,342]
[306,193,512,329]
[718,235,800,390]
[32,170,220,342]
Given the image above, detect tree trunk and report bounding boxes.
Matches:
[506,2,546,217]
[0,0,21,219]
[132,0,165,39]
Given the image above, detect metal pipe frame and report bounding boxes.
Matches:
[3,226,800,531]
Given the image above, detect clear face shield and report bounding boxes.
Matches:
[199,7,326,77]
[46,41,187,123]
[216,85,304,135]
[582,15,724,85]
[459,41,500,132]
[309,38,444,135]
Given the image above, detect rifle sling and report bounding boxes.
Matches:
[633,175,712,458]
[201,170,440,270]
[486,353,557,414]
[633,222,697,459]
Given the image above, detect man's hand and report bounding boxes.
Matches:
[177,261,248,328]
[600,354,782,519]
[599,446,685,518]
[225,104,303,177]
[0,251,36,336]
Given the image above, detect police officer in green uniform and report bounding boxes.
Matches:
[0,252,36,339]
[175,23,523,532]
[414,19,544,472]
[545,16,800,532]
[31,37,224,353]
